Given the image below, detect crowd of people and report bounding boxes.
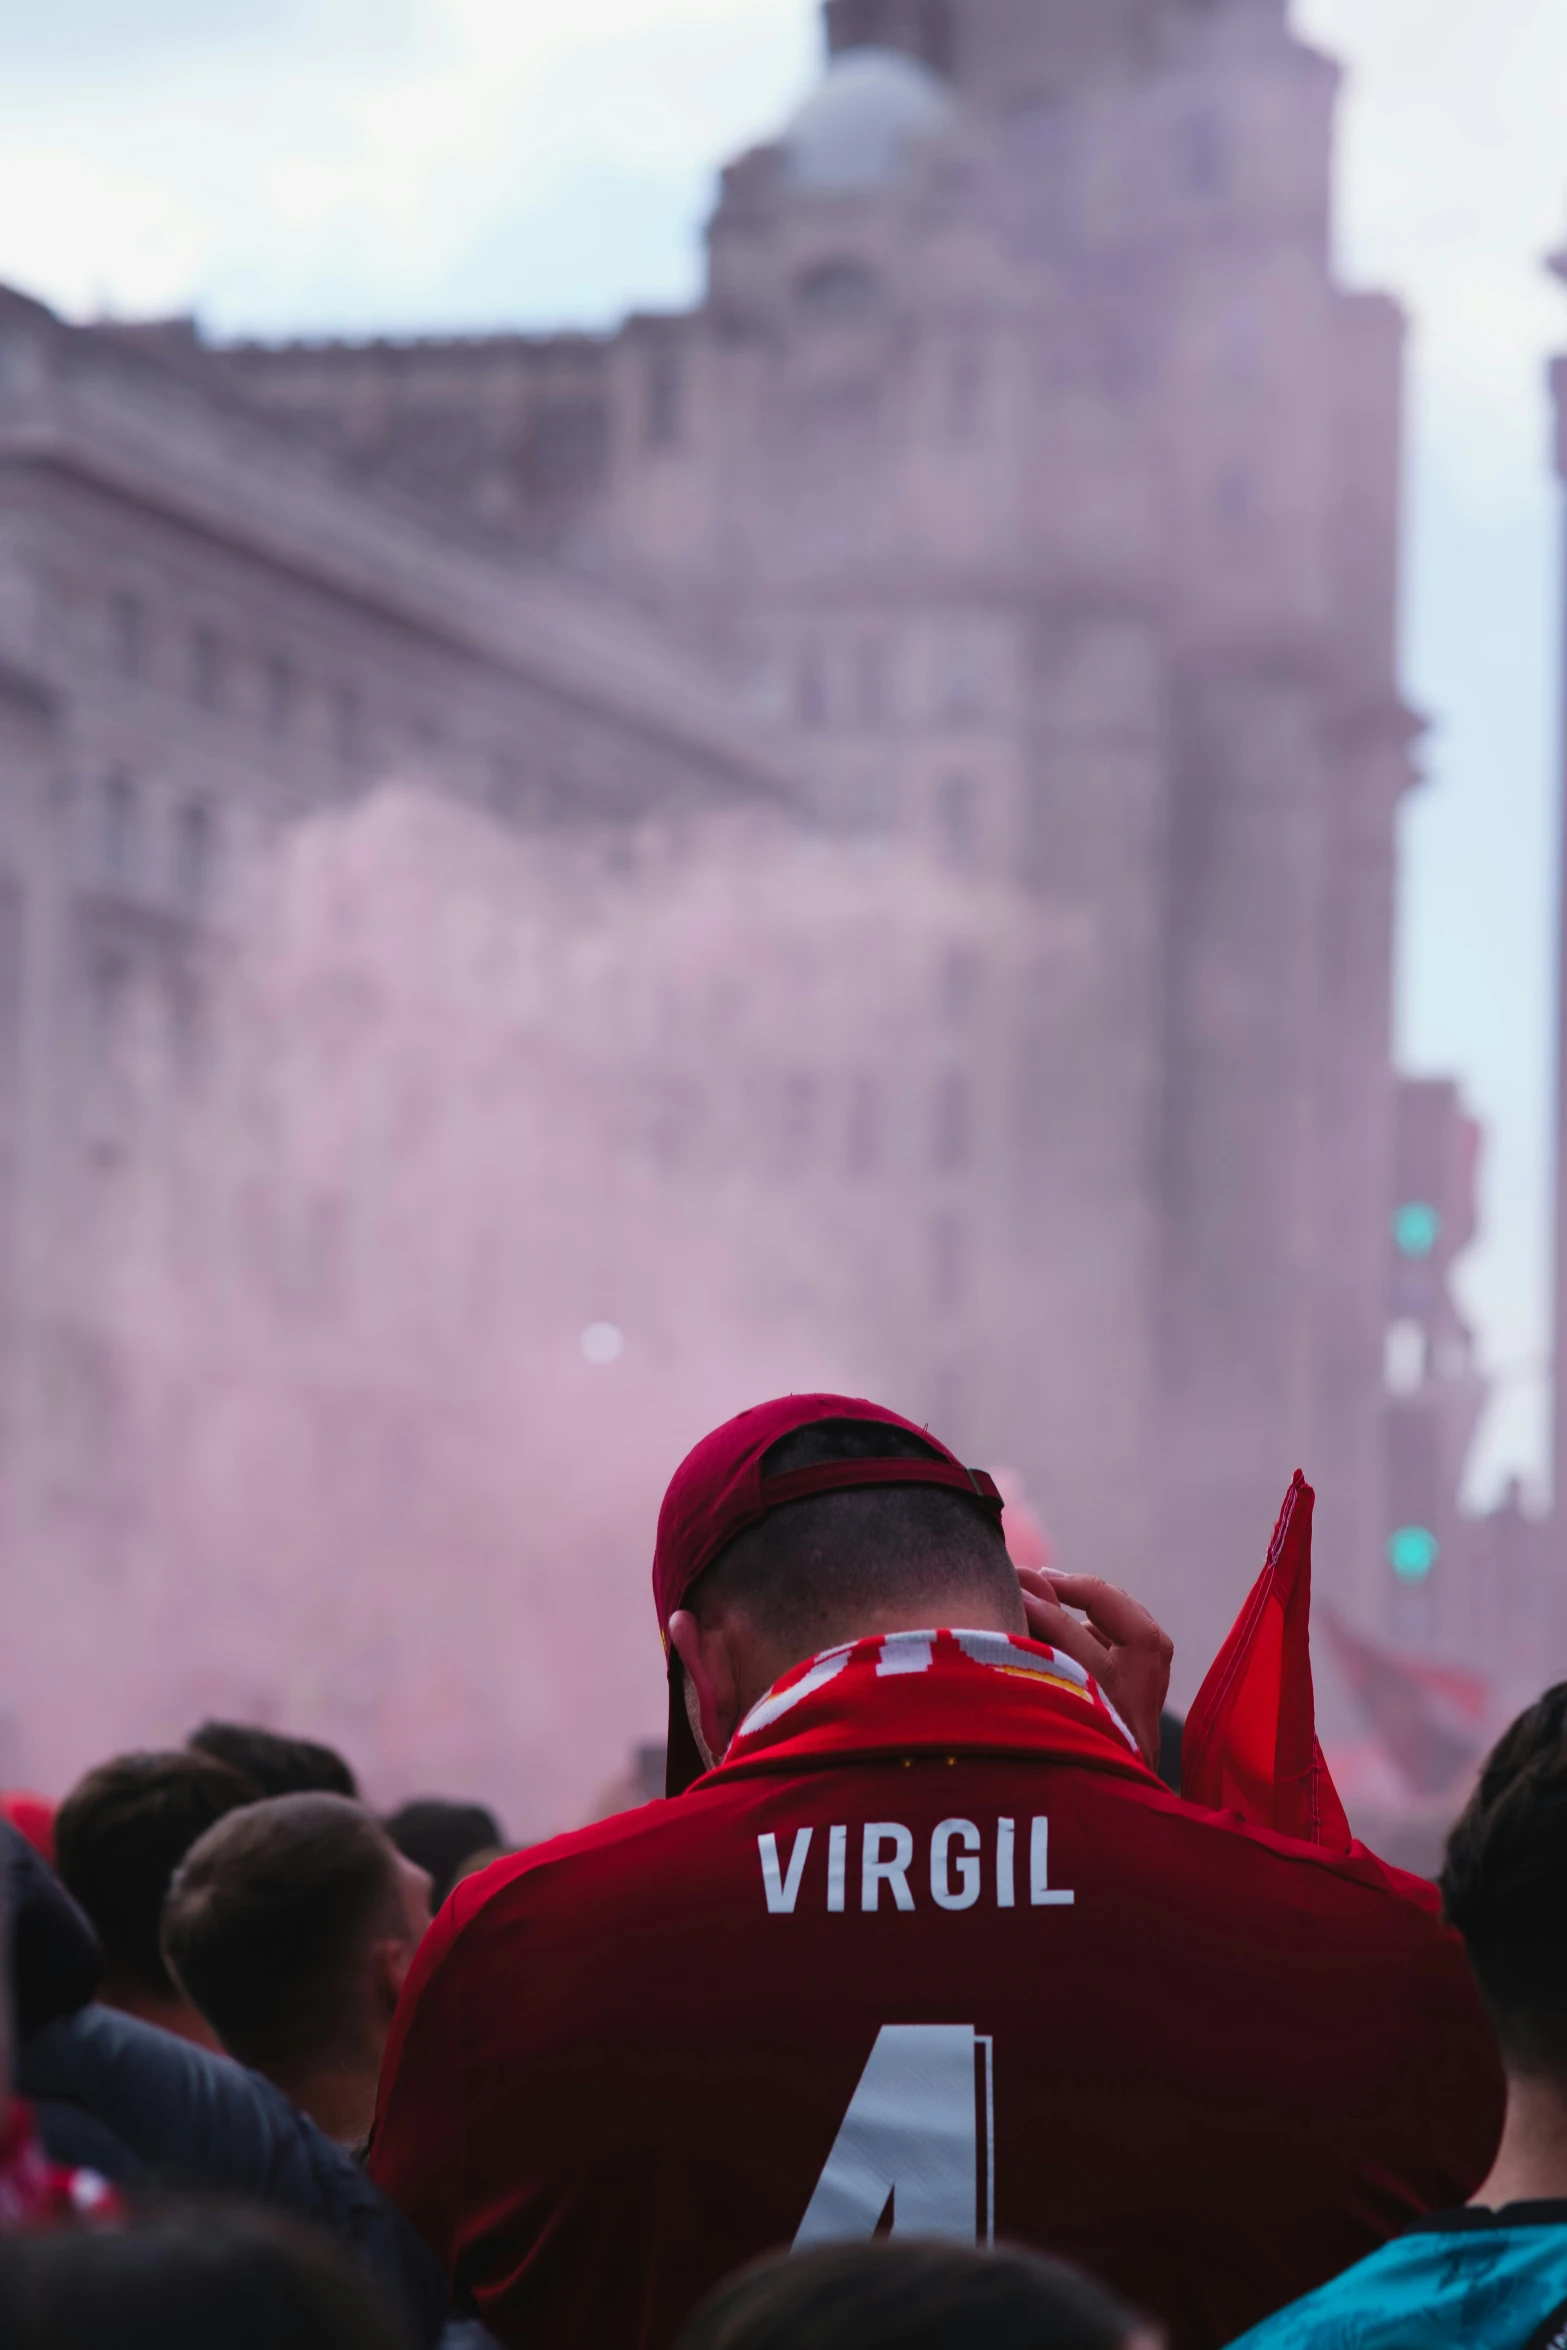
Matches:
[1,1390,1565,2347]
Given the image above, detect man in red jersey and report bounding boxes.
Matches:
[370,1397,1502,2350]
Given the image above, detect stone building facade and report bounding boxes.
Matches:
[0,280,789,1614]
[1,0,1424,1706]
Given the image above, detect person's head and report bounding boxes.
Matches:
[1442,1681,1567,2081]
[0,2204,413,2350]
[659,1401,1022,1788]
[383,1800,506,1911]
[162,1793,431,2141]
[187,1723,358,1802]
[675,2242,1157,2350]
[53,1751,259,2042]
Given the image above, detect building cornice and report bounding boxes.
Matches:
[0,285,793,808]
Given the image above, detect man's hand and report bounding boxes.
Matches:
[1016,1569,1173,1770]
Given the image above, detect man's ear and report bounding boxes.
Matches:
[368,1936,415,2030]
[668,1609,741,1767]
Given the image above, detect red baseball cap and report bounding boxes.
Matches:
[654,1394,1004,1796]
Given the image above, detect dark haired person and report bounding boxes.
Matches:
[371,1395,1500,2350]
[0,2205,413,2349]
[2,1825,446,2341]
[384,1801,507,1912]
[188,1722,359,1801]
[164,1794,431,2150]
[1232,1679,1567,2347]
[54,1751,258,2047]
[676,2242,1157,2350]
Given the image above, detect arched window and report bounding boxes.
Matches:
[795,260,880,324]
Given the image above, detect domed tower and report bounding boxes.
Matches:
[826,0,1293,105]
[601,0,1409,1679]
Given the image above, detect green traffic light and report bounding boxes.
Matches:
[1393,1202,1442,1259]
[1388,1525,1439,1581]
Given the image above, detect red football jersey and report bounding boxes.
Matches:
[369,1630,1502,2350]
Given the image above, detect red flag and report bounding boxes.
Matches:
[0,1792,55,1866]
[1183,1472,1352,1851]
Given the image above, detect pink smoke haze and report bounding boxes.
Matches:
[7,788,1062,1834]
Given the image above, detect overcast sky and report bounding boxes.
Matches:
[1,0,1561,1505]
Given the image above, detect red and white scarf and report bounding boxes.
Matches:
[0,2102,117,2234]
[716,1626,1142,1780]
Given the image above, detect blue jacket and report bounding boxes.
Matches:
[1229,2207,1567,2349]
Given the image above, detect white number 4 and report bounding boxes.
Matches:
[794,2025,995,2249]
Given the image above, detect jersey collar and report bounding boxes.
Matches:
[697,1627,1155,1789]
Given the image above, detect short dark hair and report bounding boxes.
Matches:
[162,1793,406,2078]
[188,1722,358,1802]
[54,1751,259,1997]
[0,2203,413,2350]
[689,1419,1018,1652]
[1442,1681,1567,2075]
[675,2242,1143,2350]
[383,1800,505,1910]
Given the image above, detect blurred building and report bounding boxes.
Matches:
[0,283,790,1569]
[0,0,1468,1692]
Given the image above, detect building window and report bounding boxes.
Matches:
[798,646,830,730]
[1181,112,1230,201]
[855,639,890,727]
[935,774,980,872]
[938,630,986,721]
[265,655,294,740]
[110,591,144,681]
[173,801,213,917]
[191,628,224,713]
[86,946,132,1070]
[333,685,363,772]
[846,1073,883,1177]
[946,347,987,446]
[932,1068,973,1172]
[795,260,879,324]
[939,946,980,1022]
[99,771,139,890]
[932,1211,967,1314]
[524,402,610,497]
[782,1071,820,1166]
[846,767,899,838]
[646,346,684,451]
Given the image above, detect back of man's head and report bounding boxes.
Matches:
[688,1418,1021,1654]
[54,1751,258,2003]
[675,2241,1151,2350]
[0,2204,413,2350]
[187,1723,358,1802]
[1442,1682,1567,2077]
[162,1794,421,2091]
[383,1800,505,1911]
